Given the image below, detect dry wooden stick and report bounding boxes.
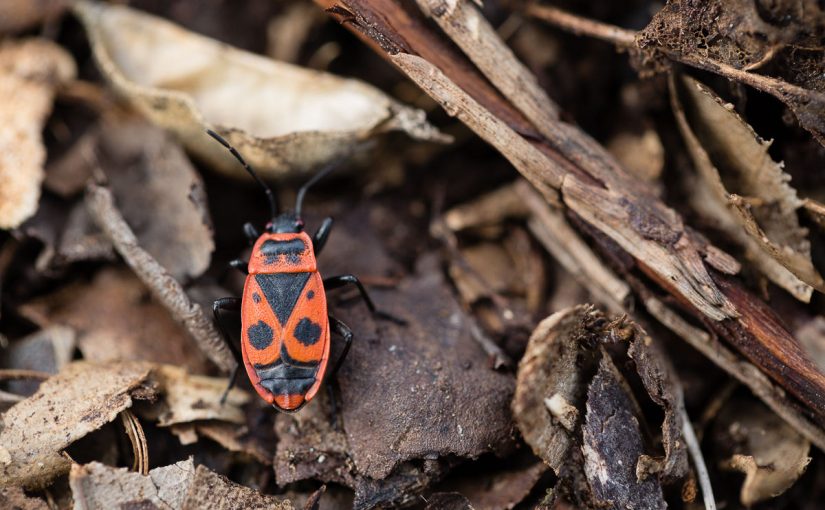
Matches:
[316,0,825,422]
[86,183,237,374]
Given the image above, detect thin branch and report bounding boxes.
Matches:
[526,4,636,47]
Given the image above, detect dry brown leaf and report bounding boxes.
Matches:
[72,0,447,180]
[424,492,475,510]
[439,455,547,510]
[671,74,825,302]
[334,255,515,480]
[181,465,295,510]
[0,1,68,34]
[139,365,248,427]
[0,38,75,229]
[69,459,195,510]
[1,325,75,396]
[796,316,825,374]
[0,361,155,489]
[715,396,811,506]
[20,268,210,373]
[0,487,49,510]
[184,422,273,465]
[96,118,214,281]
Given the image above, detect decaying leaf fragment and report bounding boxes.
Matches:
[95,118,215,281]
[73,0,447,179]
[0,1,68,34]
[182,465,295,510]
[0,361,155,489]
[513,305,688,507]
[69,459,295,510]
[0,38,75,229]
[70,459,195,510]
[20,268,210,373]
[714,396,811,506]
[671,74,825,302]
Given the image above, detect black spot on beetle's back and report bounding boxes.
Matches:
[248,320,273,350]
[294,318,322,346]
[306,290,315,300]
[252,292,261,303]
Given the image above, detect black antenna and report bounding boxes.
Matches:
[207,130,278,219]
[295,162,339,219]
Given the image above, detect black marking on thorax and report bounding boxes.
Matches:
[255,273,310,326]
[261,239,306,264]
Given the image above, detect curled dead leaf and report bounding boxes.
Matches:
[715,396,811,506]
[73,0,448,180]
[0,361,155,489]
[671,74,825,302]
[0,38,75,229]
[513,305,688,507]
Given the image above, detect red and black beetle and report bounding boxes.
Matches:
[208,130,398,413]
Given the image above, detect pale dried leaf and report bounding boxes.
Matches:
[717,398,811,506]
[0,361,154,489]
[606,129,665,183]
[141,365,248,427]
[0,38,75,229]
[671,74,825,301]
[69,458,195,510]
[73,0,447,180]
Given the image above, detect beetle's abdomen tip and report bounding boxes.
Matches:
[274,394,305,411]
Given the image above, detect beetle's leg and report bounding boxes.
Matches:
[243,222,260,244]
[323,275,407,325]
[312,217,334,255]
[328,314,353,378]
[229,259,248,275]
[213,297,243,404]
[324,314,353,429]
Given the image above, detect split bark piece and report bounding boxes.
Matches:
[0,38,75,229]
[85,183,236,373]
[513,305,685,507]
[316,0,825,422]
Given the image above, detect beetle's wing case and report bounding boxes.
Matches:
[240,233,330,410]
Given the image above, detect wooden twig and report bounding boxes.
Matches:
[85,183,236,373]
[681,413,716,510]
[316,0,825,426]
[526,4,636,47]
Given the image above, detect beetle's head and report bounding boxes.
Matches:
[267,211,304,233]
